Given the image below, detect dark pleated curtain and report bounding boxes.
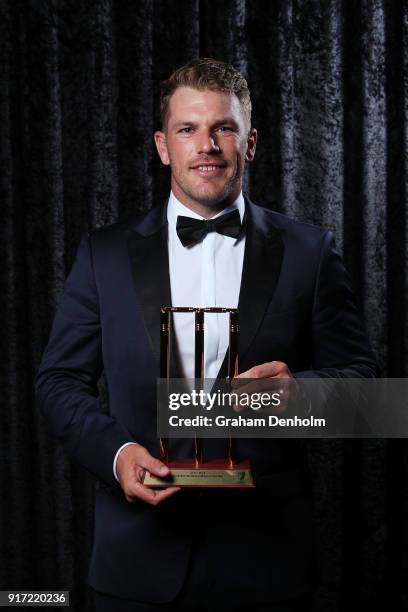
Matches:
[1,1,407,610]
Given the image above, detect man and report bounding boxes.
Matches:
[35,59,378,611]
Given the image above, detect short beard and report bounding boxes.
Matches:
[174,172,242,210]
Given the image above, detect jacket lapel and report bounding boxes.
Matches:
[127,203,175,372]
[217,198,285,377]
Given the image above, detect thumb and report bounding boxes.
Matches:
[137,448,170,477]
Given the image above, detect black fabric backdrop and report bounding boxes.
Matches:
[1,1,407,610]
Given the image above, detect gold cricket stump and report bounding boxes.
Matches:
[143,307,255,489]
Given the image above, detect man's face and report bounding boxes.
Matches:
[154,87,257,215]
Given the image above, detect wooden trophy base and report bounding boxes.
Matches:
[143,459,255,488]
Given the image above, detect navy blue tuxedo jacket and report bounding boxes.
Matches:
[35,198,378,603]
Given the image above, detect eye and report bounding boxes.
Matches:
[179,127,193,133]
[217,126,231,132]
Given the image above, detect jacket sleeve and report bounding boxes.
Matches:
[34,233,135,489]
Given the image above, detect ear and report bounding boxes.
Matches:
[245,128,257,163]
[154,130,170,165]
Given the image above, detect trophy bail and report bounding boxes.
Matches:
[194,309,204,466]
[227,309,239,468]
[159,308,170,463]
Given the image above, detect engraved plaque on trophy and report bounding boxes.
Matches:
[143,307,254,488]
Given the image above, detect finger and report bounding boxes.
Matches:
[234,361,288,380]
[233,383,291,414]
[233,399,288,415]
[232,379,293,412]
[233,377,286,396]
[254,399,289,416]
[233,394,285,413]
[151,486,182,503]
[126,481,181,505]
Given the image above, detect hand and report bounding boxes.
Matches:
[232,361,298,415]
[116,443,181,506]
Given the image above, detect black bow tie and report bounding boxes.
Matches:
[176,209,242,247]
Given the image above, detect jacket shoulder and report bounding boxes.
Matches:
[87,206,162,251]
[89,209,152,238]
[249,201,333,249]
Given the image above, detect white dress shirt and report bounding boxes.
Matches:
[167,191,246,378]
[113,191,246,479]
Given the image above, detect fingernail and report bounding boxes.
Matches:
[159,466,168,474]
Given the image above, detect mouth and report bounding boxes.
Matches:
[190,164,227,177]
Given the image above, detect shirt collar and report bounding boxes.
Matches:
[167,191,245,227]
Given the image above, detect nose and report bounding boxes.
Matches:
[197,130,220,154]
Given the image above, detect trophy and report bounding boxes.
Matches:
[143,307,254,488]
